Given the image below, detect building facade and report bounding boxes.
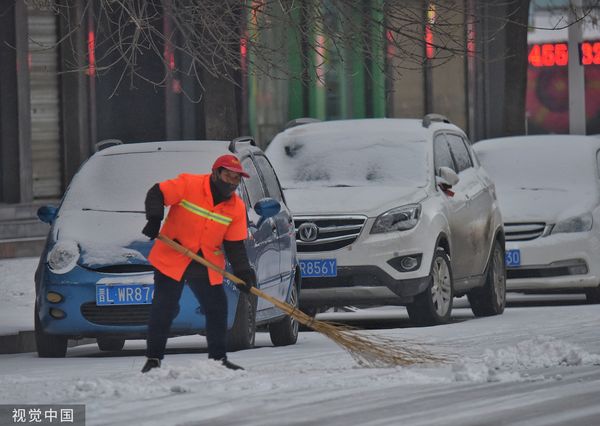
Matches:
[1,0,597,256]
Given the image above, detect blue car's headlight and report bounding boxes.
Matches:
[47,240,80,274]
[371,204,421,234]
[551,213,593,235]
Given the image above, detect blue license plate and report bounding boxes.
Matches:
[300,259,337,277]
[505,249,521,267]
[96,284,154,306]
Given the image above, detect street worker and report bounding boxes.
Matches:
[140,154,256,373]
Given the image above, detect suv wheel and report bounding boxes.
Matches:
[585,286,600,304]
[269,282,299,346]
[407,249,453,325]
[97,337,125,351]
[227,291,257,351]
[468,240,506,316]
[34,303,67,358]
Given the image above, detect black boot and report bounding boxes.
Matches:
[141,358,161,373]
[219,357,244,371]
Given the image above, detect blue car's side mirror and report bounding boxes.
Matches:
[37,205,58,224]
[254,197,281,219]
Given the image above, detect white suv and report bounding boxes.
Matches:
[266,116,506,325]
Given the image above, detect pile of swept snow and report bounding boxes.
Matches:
[453,336,600,383]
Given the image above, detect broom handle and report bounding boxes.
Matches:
[156,234,303,319]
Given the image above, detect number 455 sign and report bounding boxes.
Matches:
[528,41,600,67]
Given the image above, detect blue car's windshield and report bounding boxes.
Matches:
[61,152,217,212]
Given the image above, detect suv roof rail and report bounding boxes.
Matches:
[284,117,321,130]
[229,136,256,153]
[95,139,123,152]
[422,113,451,128]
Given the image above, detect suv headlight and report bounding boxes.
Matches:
[47,240,80,274]
[371,204,421,234]
[551,213,593,235]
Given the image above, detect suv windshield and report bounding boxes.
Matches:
[61,151,217,212]
[268,130,428,188]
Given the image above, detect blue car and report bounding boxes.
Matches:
[34,138,300,357]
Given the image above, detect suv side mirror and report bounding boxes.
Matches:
[254,197,281,219]
[37,205,58,224]
[437,166,459,187]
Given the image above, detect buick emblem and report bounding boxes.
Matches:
[298,222,319,242]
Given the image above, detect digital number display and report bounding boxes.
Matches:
[580,41,600,65]
[528,41,600,67]
[528,43,568,67]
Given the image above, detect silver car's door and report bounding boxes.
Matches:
[445,133,491,277]
[433,134,471,281]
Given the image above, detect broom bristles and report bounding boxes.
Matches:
[300,314,446,367]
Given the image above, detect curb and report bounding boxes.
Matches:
[0,331,95,355]
[0,331,36,354]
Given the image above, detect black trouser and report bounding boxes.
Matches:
[145,267,228,360]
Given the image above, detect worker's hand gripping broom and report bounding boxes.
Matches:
[157,234,444,367]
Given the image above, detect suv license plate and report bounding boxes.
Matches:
[299,259,337,277]
[96,284,154,306]
[505,249,521,267]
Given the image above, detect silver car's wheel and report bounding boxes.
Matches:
[431,256,452,316]
[407,249,453,325]
[585,286,600,304]
[468,240,506,316]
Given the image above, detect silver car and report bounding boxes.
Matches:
[474,135,600,303]
[266,116,506,325]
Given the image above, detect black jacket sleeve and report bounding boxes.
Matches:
[223,240,251,275]
[145,183,165,220]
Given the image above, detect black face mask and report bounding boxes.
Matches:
[213,175,238,198]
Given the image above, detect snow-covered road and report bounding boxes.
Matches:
[1,257,599,425]
[1,303,599,426]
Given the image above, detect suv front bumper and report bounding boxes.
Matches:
[300,265,431,308]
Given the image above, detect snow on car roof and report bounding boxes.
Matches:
[97,140,231,155]
[280,117,463,138]
[474,135,600,153]
[473,135,600,188]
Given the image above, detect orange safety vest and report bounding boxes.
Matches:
[147,173,248,285]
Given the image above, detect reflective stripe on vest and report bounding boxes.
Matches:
[179,199,233,226]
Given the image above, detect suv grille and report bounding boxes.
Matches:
[81,302,151,325]
[504,222,548,241]
[294,216,366,252]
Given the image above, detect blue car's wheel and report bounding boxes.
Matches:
[226,291,256,351]
[269,282,299,346]
[34,303,67,358]
[97,337,125,351]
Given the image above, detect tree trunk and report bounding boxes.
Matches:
[502,0,531,136]
[200,1,241,141]
[202,71,240,140]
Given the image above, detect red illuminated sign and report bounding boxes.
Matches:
[528,41,600,67]
[580,41,600,65]
[528,43,568,67]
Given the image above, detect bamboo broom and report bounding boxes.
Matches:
[157,234,445,367]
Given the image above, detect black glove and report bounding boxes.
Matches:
[142,218,161,240]
[235,269,256,294]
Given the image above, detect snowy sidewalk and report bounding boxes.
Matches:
[0,257,42,353]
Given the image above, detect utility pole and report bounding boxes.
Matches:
[568,0,586,134]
